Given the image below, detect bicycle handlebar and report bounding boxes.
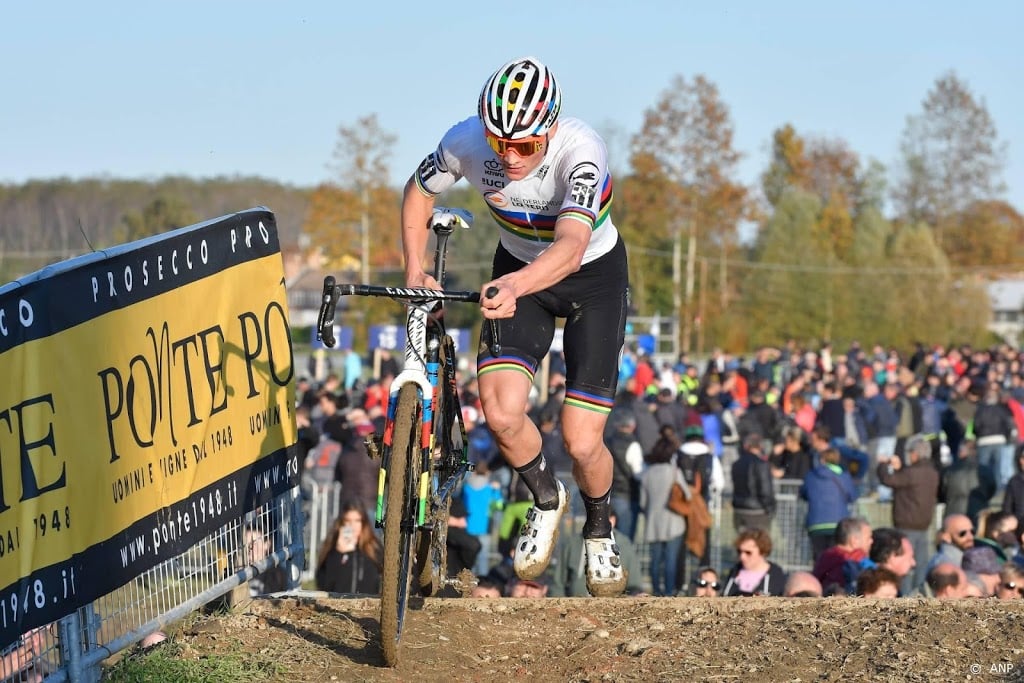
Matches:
[316,276,484,348]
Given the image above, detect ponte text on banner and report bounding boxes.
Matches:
[0,207,299,647]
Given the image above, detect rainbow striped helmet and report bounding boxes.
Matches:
[478,56,561,140]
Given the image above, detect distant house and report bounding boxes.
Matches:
[988,279,1024,346]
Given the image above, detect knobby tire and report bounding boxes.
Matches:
[379,383,421,667]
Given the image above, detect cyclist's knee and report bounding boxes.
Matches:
[480,404,526,438]
[564,431,604,466]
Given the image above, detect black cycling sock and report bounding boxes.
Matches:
[514,453,560,511]
[581,488,613,539]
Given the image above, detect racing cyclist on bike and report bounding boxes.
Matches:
[400,56,628,596]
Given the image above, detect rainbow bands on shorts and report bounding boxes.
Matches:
[477,355,536,381]
[564,388,615,414]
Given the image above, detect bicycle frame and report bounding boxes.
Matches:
[317,208,498,665]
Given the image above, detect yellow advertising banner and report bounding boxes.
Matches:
[0,208,297,646]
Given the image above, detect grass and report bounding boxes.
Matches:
[102,640,282,683]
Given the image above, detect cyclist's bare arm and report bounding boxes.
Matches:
[401,177,440,289]
[480,216,589,320]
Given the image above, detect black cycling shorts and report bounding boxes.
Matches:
[476,236,628,414]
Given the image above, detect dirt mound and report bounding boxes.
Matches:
[173,594,1024,682]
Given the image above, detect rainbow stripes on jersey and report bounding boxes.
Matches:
[564,388,614,414]
[487,174,613,242]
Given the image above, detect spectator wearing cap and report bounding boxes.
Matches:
[962,545,1002,596]
[877,435,939,595]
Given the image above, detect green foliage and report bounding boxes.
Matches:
[116,196,198,243]
[744,190,826,346]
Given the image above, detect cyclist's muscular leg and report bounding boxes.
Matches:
[479,369,568,579]
[477,369,540,466]
[560,405,613,499]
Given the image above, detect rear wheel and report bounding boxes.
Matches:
[379,383,421,667]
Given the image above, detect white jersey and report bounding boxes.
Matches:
[414,116,619,265]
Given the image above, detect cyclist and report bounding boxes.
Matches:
[401,56,628,596]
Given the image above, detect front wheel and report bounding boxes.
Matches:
[379,383,422,667]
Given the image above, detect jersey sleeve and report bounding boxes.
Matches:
[555,135,611,231]
[413,117,476,197]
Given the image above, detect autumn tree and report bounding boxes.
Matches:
[892,71,1008,248]
[943,200,1024,268]
[626,74,750,353]
[761,125,812,207]
[304,114,400,280]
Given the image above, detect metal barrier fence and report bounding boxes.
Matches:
[0,488,304,682]
[299,477,933,597]
[302,483,345,583]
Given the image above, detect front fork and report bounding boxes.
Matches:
[374,361,440,529]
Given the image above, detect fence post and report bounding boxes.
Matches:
[286,487,305,588]
[59,606,101,683]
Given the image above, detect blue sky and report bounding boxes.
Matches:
[3,1,1022,211]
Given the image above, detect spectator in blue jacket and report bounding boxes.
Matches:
[800,446,859,560]
[809,425,869,494]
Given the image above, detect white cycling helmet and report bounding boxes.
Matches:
[478,56,561,140]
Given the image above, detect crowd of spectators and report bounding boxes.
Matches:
[296,339,1024,601]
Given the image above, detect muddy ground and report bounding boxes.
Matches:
[162,593,1024,682]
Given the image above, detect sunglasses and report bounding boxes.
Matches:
[485,132,546,157]
[955,529,974,538]
[693,579,720,590]
[1001,582,1024,596]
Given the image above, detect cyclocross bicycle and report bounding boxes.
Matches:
[316,208,498,667]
